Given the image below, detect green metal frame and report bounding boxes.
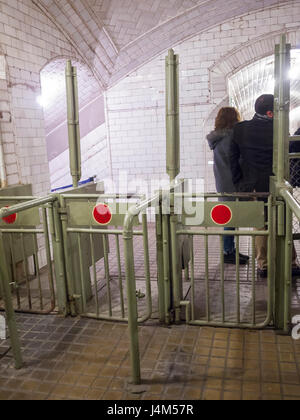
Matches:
[59,192,153,323]
[123,193,160,385]
[172,194,274,329]
[272,34,295,333]
[0,195,58,369]
[0,196,57,315]
[65,61,81,189]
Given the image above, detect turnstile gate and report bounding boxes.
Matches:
[0,35,298,387]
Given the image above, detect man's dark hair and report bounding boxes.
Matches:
[255,94,274,115]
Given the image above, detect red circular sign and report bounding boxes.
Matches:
[211,204,232,226]
[93,203,112,225]
[2,206,17,225]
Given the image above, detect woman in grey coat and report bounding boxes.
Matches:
[207,107,249,265]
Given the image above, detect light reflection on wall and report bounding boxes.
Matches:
[228,50,300,129]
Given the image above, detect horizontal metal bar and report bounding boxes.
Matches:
[60,194,144,200]
[81,314,128,322]
[81,313,152,324]
[187,318,271,329]
[67,227,143,235]
[174,192,270,198]
[176,229,269,236]
[0,195,56,218]
[280,188,300,221]
[0,196,37,201]
[289,153,300,159]
[0,229,44,234]
[289,135,300,142]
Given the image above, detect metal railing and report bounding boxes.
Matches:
[0,195,58,369]
[172,193,274,329]
[58,193,153,323]
[0,196,57,314]
[123,192,160,385]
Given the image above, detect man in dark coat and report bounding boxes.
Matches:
[230,94,300,278]
[230,94,274,193]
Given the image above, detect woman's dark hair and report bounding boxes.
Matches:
[215,107,241,130]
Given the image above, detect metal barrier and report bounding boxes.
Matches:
[58,193,153,323]
[171,193,274,329]
[0,192,157,377]
[0,196,57,314]
[123,193,160,385]
[0,195,59,370]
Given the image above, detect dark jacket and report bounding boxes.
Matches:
[290,128,300,187]
[207,128,236,194]
[230,114,273,191]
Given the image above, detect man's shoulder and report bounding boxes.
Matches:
[236,120,252,127]
[233,120,250,133]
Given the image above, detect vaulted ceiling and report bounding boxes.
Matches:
[33,0,292,91]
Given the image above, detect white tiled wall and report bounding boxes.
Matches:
[105,2,300,193]
[0,0,78,195]
[1,0,300,196]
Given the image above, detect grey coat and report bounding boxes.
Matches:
[207,128,236,194]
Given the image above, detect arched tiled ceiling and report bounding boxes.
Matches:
[32,0,293,90]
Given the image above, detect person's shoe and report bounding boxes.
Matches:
[239,253,250,261]
[257,268,268,278]
[292,266,300,278]
[224,252,248,265]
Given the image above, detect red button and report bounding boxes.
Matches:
[2,206,17,225]
[211,205,232,225]
[93,203,112,225]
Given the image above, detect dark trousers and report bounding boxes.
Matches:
[238,165,297,269]
[238,165,271,269]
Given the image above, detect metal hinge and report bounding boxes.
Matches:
[57,208,67,215]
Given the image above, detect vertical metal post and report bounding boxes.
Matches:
[171,215,181,323]
[166,49,180,182]
[205,235,210,322]
[0,232,23,369]
[190,237,195,321]
[166,49,181,324]
[59,195,76,316]
[273,34,292,331]
[155,199,165,323]
[115,234,125,318]
[123,215,141,385]
[273,45,280,179]
[142,213,152,319]
[66,60,81,189]
[42,207,56,309]
[48,201,69,316]
[284,203,293,332]
[219,236,225,323]
[162,214,172,324]
[274,35,291,183]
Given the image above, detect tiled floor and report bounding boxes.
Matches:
[1,314,300,400]
[1,226,300,400]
